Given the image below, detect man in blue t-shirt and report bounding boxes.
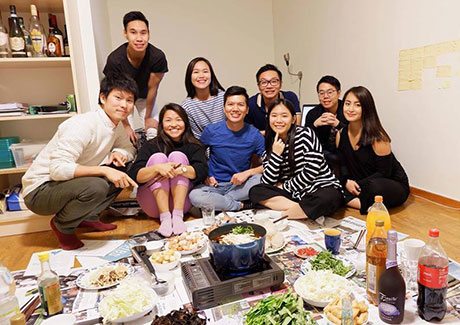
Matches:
[246,64,301,134]
[189,86,264,211]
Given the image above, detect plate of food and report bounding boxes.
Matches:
[166,231,206,255]
[265,232,286,254]
[324,296,369,325]
[76,263,134,290]
[300,251,356,278]
[293,270,351,307]
[294,244,323,259]
[99,278,158,323]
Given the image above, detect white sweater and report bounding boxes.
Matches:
[22,109,136,197]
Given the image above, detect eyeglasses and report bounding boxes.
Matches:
[258,78,280,88]
[318,89,337,98]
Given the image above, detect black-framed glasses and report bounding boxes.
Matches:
[318,89,336,98]
[258,78,280,88]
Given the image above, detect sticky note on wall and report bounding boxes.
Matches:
[436,65,452,77]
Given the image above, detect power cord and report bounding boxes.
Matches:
[283,53,303,103]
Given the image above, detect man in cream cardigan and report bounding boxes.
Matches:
[22,74,138,250]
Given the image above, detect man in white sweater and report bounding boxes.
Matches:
[22,74,138,250]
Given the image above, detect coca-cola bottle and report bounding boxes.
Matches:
[417,229,449,321]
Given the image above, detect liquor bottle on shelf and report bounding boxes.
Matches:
[18,17,33,57]
[417,229,448,321]
[63,24,70,57]
[0,11,9,58]
[366,219,387,305]
[49,14,64,56]
[46,19,62,57]
[378,230,405,324]
[29,5,46,57]
[8,5,27,58]
[36,9,47,56]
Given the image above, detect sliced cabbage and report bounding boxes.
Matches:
[295,270,351,302]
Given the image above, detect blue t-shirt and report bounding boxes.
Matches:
[200,121,265,182]
[245,90,301,131]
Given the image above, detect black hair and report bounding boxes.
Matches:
[151,103,202,154]
[316,75,341,92]
[224,86,249,106]
[256,64,283,82]
[264,98,297,175]
[98,73,138,105]
[342,86,390,146]
[123,11,149,30]
[184,57,224,98]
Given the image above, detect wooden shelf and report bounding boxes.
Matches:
[0,57,71,69]
[0,0,63,13]
[0,209,52,237]
[0,112,75,122]
[0,167,28,175]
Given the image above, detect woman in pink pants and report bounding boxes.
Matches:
[129,103,208,237]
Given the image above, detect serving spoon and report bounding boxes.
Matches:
[130,245,169,295]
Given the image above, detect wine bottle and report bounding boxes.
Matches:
[0,11,9,58]
[8,5,26,58]
[18,17,32,57]
[29,5,45,57]
[49,14,64,56]
[63,24,70,57]
[47,19,62,57]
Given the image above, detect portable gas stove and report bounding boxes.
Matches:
[181,254,284,309]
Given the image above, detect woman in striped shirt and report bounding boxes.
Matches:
[182,57,225,139]
[249,98,342,220]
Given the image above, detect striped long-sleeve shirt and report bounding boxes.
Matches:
[261,126,341,200]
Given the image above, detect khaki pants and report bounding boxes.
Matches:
[24,177,121,234]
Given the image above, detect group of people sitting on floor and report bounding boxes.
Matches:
[21,11,409,250]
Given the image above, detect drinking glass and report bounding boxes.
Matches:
[201,204,215,226]
[324,229,342,254]
[402,238,425,292]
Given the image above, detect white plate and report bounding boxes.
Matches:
[110,304,156,323]
[265,238,287,254]
[76,262,134,290]
[165,232,207,255]
[293,276,331,307]
[300,255,356,278]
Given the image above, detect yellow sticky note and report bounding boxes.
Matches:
[436,65,452,77]
[440,41,455,55]
[439,80,451,89]
[411,58,423,73]
[399,59,411,70]
[409,47,423,59]
[423,56,436,68]
[399,49,410,60]
[409,79,422,90]
[398,80,411,91]
[424,45,436,56]
[452,40,460,52]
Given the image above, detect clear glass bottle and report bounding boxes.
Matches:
[8,5,26,58]
[378,230,405,324]
[29,5,45,57]
[0,262,20,325]
[366,219,387,305]
[18,17,32,57]
[0,11,9,58]
[37,252,63,316]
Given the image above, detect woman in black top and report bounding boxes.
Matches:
[129,103,207,237]
[250,99,342,220]
[337,86,409,214]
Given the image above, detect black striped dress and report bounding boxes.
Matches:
[261,126,341,200]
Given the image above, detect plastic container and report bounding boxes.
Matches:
[366,195,391,245]
[9,142,47,167]
[0,137,19,169]
[0,263,20,325]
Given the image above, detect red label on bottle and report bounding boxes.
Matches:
[418,264,448,289]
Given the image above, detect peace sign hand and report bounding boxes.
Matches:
[272,132,285,156]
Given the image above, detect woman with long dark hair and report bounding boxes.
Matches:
[337,86,409,214]
[129,103,208,237]
[182,57,225,139]
[249,98,342,220]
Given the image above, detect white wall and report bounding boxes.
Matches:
[272,0,460,200]
[104,0,275,107]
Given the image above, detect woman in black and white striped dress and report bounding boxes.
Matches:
[249,98,342,220]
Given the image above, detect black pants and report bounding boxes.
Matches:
[249,183,343,220]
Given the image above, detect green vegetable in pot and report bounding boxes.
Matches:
[231,225,255,235]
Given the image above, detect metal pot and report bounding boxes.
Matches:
[208,223,266,272]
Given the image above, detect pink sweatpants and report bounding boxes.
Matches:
[136,151,192,218]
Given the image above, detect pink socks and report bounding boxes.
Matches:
[50,218,84,251]
[158,212,173,237]
[78,220,117,231]
[172,209,186,235]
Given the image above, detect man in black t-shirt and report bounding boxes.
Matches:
[103,11,168,144]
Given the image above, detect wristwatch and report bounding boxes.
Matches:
[181,166,187,173]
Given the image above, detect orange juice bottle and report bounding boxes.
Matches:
[366,195,391,245]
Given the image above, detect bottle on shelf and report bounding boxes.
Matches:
[0,11,9,58]
[417,228,449,321]
[8,5,27,58]
[36,9,48,56]
[37,251,63,316]
[29,5,46,57]
[366,195,391,245]
[366,219,387,305]
[63,24,70,57]
[0,262,20,324]
[46,19,62,57]
[18,17,32,57]
[378,230,405,324]
[49,14,64,56]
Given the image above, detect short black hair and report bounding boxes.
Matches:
[123,11,149,30]
[256,64,282,82]
[99,73,138,105]
[316,75,341,92]
[224,86,249,105]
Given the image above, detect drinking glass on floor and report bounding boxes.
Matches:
[201,204,215,226]
[402,238,425,292]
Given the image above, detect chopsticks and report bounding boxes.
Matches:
[273,215,289,224]
[353,229,366,249]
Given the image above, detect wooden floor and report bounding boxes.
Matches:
[1,194,459,271]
